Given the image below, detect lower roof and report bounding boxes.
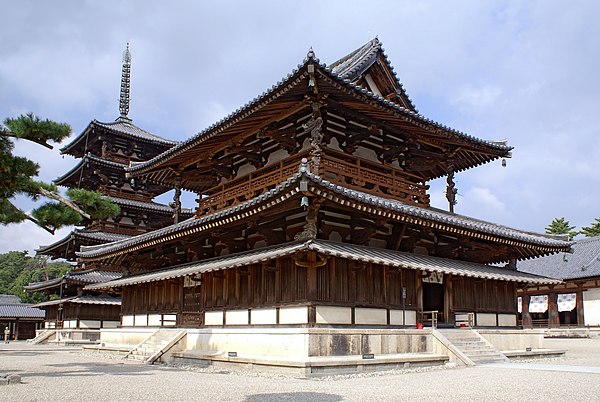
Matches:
[0,304,45,319]
[24,269,122,292]
[32,295,121,308]
[85,239,560,291]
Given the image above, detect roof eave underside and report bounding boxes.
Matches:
[127,58,510,184]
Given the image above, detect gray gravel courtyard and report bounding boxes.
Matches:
[1,338,600,401]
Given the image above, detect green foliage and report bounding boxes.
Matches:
[66,188,120,219]
[545,217,577,240]
[580,218,600,237]
[0,251,71,303]
[3,113,71,146]
[31,203,83,233]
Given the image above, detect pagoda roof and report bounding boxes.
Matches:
[32,295,121,308]
[518,236,600,281]
[36,229,131,257]
[329,38,416,111]
[110,196,194,217]
[53,153,126,187]
[60,118,177,157]
[126,45,511,188]
[24,269,122,292]
[77,167,570,262]
[85,238,560,291]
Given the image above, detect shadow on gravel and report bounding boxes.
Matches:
[22,362,161,378]
[245,392,342,401]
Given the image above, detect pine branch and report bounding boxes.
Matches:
[38,187,91,219]
[7,200,55,234]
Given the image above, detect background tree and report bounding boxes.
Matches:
[545,217,578,240]
[0,113,119,233]
[580,217,600,237]
[0,251,71,303]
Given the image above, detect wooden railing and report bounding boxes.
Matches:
[418,310,439,328]
[196,148,430,216]
[196,151,309,216]
[321,149,429,206]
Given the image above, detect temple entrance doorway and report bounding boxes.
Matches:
[423,282,445,325]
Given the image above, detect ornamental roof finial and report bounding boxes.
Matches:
[119,43,132,120]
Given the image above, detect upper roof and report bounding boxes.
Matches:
[36,229,131,256]
[60,118,177,157]
[0,294,20,304]
[76,166,571,262]
[518,236,600,280]
[126,44,512,187]
[329,38,416,111]
[53,153,126,187]
[0,303,45,319]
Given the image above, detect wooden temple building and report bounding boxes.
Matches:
[27,46,191,341]
[0,295,45,341]
[518,236,600,329]
[75,39,571,369]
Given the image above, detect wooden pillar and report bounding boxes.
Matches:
[576,287,585,327]
[416,270,423,312]
[14,318,19,340]
[548,291,560,328]
[307,251,318,301]
[445,274,454,326]
[521,294,532,328]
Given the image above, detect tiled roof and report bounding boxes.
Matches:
[0,294,20,304]
[127,49,510,178]
[36,229,131,255]
[60,118,177,155]
[518,236,600,280]
[0,304,45,319]
[32,295,121,308]
[54,153,126,186]
[329,38,417,111]
[93,119,178,146]
[85,239,559,291]
[76,168,570,260]
[110,196,194,216]
[24,269,122,291]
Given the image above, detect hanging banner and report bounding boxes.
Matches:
[422,271,444,284]
[557,293,577,312]
[517,297,522,313]
[528,295,548,313]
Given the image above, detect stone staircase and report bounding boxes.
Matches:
[437,329,509,365]
[126,329,186,364]
[28,330,56,344]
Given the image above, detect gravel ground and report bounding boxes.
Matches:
[1,338,600,401]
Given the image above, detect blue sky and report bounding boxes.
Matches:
[1,1,599,253]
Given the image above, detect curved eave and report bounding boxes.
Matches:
[76,170,571,263]
[53,154,126,187]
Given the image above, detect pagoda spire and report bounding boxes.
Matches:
[118,43,132,120]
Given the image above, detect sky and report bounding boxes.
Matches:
[1,0,599,254]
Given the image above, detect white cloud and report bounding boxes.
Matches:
[0,221,73,256]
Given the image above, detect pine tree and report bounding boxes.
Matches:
[545,217,577,240]
[0,113,119,233]
[580,218,600,237]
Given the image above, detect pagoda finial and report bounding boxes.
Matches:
[119,43,132,120]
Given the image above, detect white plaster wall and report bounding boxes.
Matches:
[185,328,308,358]
[226,310,249,325]
[122,315,134,327]
[100,328,155,347]
[266,149,289,164]
[316,306,352,324]
[279,307,308,324]
[80,320,101,329]
[251,308,277,325]
[479,329,544,350]
[102,321,119,329]
[352,146,379,163]
[134,315,148,327]
[498,314,517,327]
[205,311,224,326]
[355,308,387,325]
[390,310,417,326]
[584,288,600,326]
[148,314,162,326]
[477,313,496,327]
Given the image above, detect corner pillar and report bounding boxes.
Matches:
[576,288,585,327]
[548,291,560,328]
[521,294,532,328]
